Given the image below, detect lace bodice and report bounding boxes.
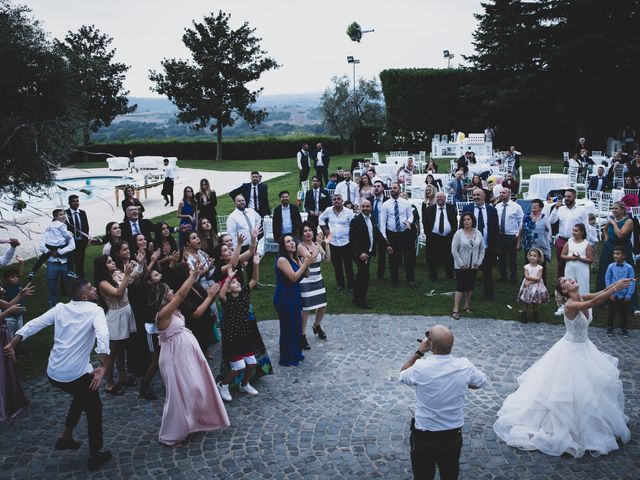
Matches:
[563,309,592,343]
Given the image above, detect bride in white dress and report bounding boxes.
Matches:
[494,276,632,458]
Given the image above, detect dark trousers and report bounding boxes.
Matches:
[74,238,88,278]
[387,230,415,282]
[555,236,568,277]
[162,178,174,206]
[315,166,329,186]
[608,297,628,329]
[375,239,387,279]
[330,244,354,289]
[353,255,371,305]
[49,374,103,454]
[497,234,517,281]
[425,233,454,279]
[299,166,310,182]
[479,253,495,298]
[410,423,463,480]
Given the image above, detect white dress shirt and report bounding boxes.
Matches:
[380,196,413,238]
[248,183,260,211]
[495,201,524,236]
[297,150,310,170]
[432,206,452,236]
[16,301,110,383]
[164,164,176,179]
[400,354,487,431]
[548,203,589,239]
[363,214,374,252]
[473,204,489,247]
[39,223,75,264]
[0,246,16,266]
[227,207,261,247]
[335,180,361,206]
[280,205,293,235]
[316,150,325,167]
[318,206,355,247]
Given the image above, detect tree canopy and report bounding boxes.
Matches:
[319,75,384,153]
[149,10,280,160]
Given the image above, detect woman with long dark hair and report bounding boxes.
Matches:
[195,179,218,231]
[102,222,121,256]
[197,217,218,257]
[273,235,317,366]
[121,186,145,221]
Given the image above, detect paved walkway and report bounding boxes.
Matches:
[1,315,638,479]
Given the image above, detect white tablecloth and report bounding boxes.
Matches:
[542,199,595,216]
[526,173,570,200]
[591,155,609,165]
[612,189,624,202]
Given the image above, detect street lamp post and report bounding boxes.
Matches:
[443,50,455,69]
[347,56,360,154]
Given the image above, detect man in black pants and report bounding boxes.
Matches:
[400,325,487,479]
[319,194,355,292]
[5,279,113,471]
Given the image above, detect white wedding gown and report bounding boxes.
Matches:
[494,309,630,458]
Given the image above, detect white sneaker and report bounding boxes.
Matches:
[217,382,232,401]
[238,383,259,396]
[554,305,564,317]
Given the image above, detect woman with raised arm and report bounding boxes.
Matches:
[494,276,633,458]
[148,265,229,447]
[274,235,318,366]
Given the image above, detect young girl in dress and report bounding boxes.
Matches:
[561,223,593,296]
[216,253,264,402]
[517,248,549,323]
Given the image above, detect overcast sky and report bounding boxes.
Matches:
[27,0,483,97]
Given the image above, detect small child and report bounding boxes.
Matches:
[326,174,338,190]
[517,248,550,323]
[217,253,262,402]
[27,209,77,280]
[2,259,26,339]
[586,213,600,271]
[605,246,635,337]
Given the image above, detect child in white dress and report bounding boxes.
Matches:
[517,248,549,323]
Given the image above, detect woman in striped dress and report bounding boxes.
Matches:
[297,221,332,350]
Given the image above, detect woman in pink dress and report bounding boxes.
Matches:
[149,264,229,447]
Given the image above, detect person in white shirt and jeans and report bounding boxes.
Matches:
[4,279,113,471]
[319,193,355,292]
[400,324,487,480]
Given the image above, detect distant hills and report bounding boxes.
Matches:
[93,93,326,143]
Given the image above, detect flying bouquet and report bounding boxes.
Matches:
[346,22,374,42]
[12,199,27,212]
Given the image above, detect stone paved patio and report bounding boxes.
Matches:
[1,315,638,479]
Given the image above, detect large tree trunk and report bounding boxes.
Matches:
[215,123,223,160]
[83,128,90,163]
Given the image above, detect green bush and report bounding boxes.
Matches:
[71,135,343,162]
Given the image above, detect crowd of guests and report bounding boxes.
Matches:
[1,142,639,470]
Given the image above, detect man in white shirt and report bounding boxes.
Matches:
[380,183,416,288]
[314,142,330,185]
[227,194,262,250]
[161,158,176,206]
[400,325,487,479]
[5,279,113,471]
[0,237,20,266]
[319,193,355,292]
[371,181,389,280]
[548,188,588,277]
[334,170,360,209]
[495,188,524,284]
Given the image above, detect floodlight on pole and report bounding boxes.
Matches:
[347,56,360,153]
[443,50,455,69]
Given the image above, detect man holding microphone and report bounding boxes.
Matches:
[400,325,487,480]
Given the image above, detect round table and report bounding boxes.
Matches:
[526,173,570,200]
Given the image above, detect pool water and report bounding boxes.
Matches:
[57,176,135,193]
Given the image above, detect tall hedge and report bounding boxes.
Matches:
[71,135,342,162]
[380,68,482,136]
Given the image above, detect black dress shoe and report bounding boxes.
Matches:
[55,437,81,450]
[87,451,112,471]
[301,335,311,350]
[312,324,327,339]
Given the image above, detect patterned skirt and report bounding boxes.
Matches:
[300,261,327,311]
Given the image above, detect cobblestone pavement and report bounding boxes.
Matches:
[1,315,639,479]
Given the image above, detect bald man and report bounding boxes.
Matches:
[400,325,487,480]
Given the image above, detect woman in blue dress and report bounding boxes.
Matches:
[274,235,318,366]
[176,186,197,250]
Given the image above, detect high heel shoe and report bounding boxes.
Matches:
[312,324,327,340]
[301,335,311,350]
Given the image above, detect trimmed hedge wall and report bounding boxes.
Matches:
[380,68,480,135]
[71,135,343,162]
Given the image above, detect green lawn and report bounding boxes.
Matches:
[8,152,637,377]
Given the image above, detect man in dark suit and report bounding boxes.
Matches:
[272,190,302,242]
[228,171,271,218]
[462,188,499,300]
[314,143,330,185]
[423,192,457,280]
[297,143,312,182]
[371,180,389,280]
[349,198,391,309]
[304,176,331,230]
[65,195,91,278]
[120,206,156,245]
[588,165,609,191]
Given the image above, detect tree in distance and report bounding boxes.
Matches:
[319,75,384,153]
[0,0,80,195]
[149,10,280,160]
[57,25,136,160]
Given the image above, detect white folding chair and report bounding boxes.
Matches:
[217,214,229,234]
[538,166,551,174]
[631,206,640,218]
[563,152,570,162]
[592,150,602,157]
[518,165,529,195]
[456,201,472,216]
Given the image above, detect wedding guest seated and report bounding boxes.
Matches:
[501,172,519,199]
[425,158,438,173]
[588,165,609,192]
[424,174,442,192]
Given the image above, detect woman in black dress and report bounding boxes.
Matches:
[196,179,218,232]
[121,186,145,221]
